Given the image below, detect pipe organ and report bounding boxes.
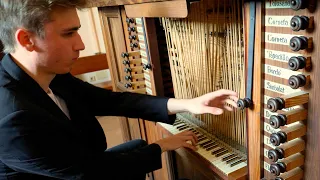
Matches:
[85,0,320,179]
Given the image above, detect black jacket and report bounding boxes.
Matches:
[0,54,175,179]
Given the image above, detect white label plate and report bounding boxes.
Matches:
[146,87,153,95]
[265,1,291,9]
[264,80,301,94]
[138,35,145,42]
[265,16,292,27]
[145,81,152,88]
[140,50,147,57]
[137,27,144,33]
[264,49,301,63]
[264,64,300,79]
[265,32,300,46]
[135,18,142,25]
[144,73,151,81]
[139,43,146,49]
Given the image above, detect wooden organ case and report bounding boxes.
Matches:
[84,0,320,179]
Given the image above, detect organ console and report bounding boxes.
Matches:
[83,0,320,179]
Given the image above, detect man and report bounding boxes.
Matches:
[0,0,239,179]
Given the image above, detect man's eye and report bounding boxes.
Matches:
[64,32,74,37]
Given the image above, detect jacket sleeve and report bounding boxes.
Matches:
[55,74,176,124]
[0,110,163,179]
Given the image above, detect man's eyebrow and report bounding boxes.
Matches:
[62,25,81,32]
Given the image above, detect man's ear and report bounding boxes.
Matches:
[15,29,35,51]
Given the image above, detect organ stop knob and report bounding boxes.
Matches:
[267,97,285,112]
[125,83,132,88]
[270,162,286,176]
[289,36,308,51]
[288,74,306,89]
[270,131,287,146]
[121,52,129,58]
[269,114,287,129]
[125,75,132,81]
[290,0,306,11]
[288,56,306,71]
[268,148,285,162]
[290,16,309,31]
[129,35,136,40]
[123,60,130,65]
[130,42,138,48]
[128,27,135,32]
[124,68,132,73]
[237,98,252,110]
[143,63,152,70]
[126,18,134,23]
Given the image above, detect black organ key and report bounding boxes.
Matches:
[212,148,225,155]
[230,159,246,167]
[199,140,213,147]
[222,154,237,161]
[226,156,241,164]
[215,149,229,157]
[205,144,218,151]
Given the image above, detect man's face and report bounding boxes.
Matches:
[33,7,85,74]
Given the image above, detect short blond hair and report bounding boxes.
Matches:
[0,0,86,53]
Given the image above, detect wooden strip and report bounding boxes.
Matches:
[282,91,309,108]
[280,138,305,159]
[71,54,108,75]
[124,0,188,18]
[246,2,262,179]
[278,167,303,180]
[282,123,306,142]
[282,153,304,172]
[283,108,308,125]
[84,0,172,8]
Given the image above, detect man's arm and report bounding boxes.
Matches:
[53,74,175,124]
[0,111,164,179]
[167,89,239,115]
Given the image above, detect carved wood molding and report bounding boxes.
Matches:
[84,0,173,8]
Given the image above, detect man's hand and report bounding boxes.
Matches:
[155,131,198,152]
[167,89,239,115]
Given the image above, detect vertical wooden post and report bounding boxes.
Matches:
[246,1,262,179]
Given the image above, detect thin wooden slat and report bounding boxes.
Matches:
[124,0,188,18]
[246,1,262,180]
[84,0,173,8]
[70,53,108,75]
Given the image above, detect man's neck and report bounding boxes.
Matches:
[10,53,55,93]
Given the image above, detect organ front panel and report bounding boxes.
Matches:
[85,0,320,179]
[259,1,317,179]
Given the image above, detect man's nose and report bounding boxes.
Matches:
[74,33,85,51]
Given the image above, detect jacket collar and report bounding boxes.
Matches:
[1,54,73,124]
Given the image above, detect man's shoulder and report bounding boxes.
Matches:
[0,64,13,87]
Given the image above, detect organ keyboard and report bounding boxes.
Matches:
[158,114,247,179]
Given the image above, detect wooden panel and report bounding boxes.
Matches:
[99,7,134,92]
[84,0,173,8]
[70,53,108,75]
[128,118,142,139]
[124,0,188,18]
[98,7,131,142]
[261,1,320,179]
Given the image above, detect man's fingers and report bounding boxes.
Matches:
[182,142,197,151]
[203,106,223,115]
[214,89,238,97]
[224,99,238,108]
[224,104,234,111]
[182,134,197,146]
